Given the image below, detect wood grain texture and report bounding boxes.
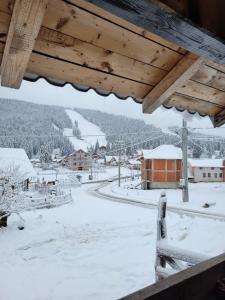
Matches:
[177,80,225,106]
[35,27,167,85]
[85,0,225,65]
[165,93,223,116]
[192,64,225,92]
[66,0,187,54]
[41,0,183,71]
[143,53,204,113]
[27,52,152,99]
[0,0,48,88]
[0,10,167,85]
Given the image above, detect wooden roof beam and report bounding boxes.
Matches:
[143,53,204,113]
[85,0,225,65]
[0,0,48,89]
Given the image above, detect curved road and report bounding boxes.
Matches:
[89,182,225,222]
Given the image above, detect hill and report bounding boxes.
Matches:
[0,98,73,158]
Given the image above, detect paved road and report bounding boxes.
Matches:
[90,182,225,222]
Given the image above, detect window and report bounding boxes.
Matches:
[208,173,211,178]
[211,167,214,170]
[220,173,223,178]
[220,168,223,171]
[203,173,206,178]
[214,173,217,178]
[199,167,203,170]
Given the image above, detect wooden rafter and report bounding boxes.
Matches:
[143,53,204,113]
[0,0,48,89]
[85,0,225,65]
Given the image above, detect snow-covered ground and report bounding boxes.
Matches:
[102,180,225,215]
[64,109,107,151]
[36,166,132,183]
[1,183,225,300]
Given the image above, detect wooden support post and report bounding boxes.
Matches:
[0,0,48,88]
[155,192,167,281]
[182,119,189,202]
[143,53,204,113]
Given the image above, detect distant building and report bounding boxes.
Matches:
[62,149,91,171]
[105,156,118,166]
[127,159,141,170]
[0,147,37,189]
[188,159,225,182]
[141,145,182,189]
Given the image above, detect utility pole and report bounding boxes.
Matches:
[117,140,123,187]
[182,119,189,202]
[118,152,121,187]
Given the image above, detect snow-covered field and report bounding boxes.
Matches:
[64,109,107,151]
[36,166,132,183]
[102,180,225,215]
[1,183,225,300]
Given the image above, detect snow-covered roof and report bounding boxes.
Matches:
[142,145,182,160]
[188,159,224,168]
[0,148,36,178]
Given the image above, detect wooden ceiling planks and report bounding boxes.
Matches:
[1,0,225,126]
[35,27,167,86]
[0,11,166,86]
[0,44,151,98]
[177,80,225,107]
[85,0,225,65]
[165,94,223,116]
[143,53,204,113]
[42,0,183,71]
[27,52,152,98]
[66,0,187,55]
[192,65,225,93]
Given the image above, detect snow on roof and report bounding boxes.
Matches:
[142,145,182,160]
[0,148,36,178]
[188,159,224,168]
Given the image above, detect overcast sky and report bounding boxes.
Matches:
[0,79,224,134]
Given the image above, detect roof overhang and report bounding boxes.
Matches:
[1,0,225,126]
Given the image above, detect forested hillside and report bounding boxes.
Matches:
[76,108,225,157]
[75,108,179,154]
[0,99,73,158]
[1,99,225,159]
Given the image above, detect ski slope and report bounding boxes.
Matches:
[64,109,107,151]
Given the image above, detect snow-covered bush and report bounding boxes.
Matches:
[0,165,27,226]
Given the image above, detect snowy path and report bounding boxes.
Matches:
[1,184,225,300]
[96,182,225,221]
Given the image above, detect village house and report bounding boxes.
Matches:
[141,145,182,190]
[62,149,91,171]
[188,159,225,183]
[105,156,119,166]
[0,147,37,190]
